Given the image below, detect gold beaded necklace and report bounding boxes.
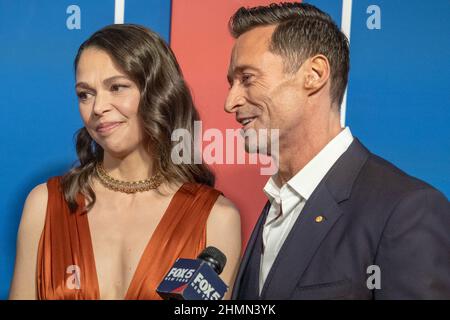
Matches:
[95,162,163,194]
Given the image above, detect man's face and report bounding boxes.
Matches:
[225,25,307,154]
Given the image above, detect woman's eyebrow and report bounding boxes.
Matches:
[102,75,129,86]
[75,75,129,90]
[75,82,91,90]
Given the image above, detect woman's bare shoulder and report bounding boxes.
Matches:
[9,183,48,299]
[26,183,48,204]
[24,183,48,216]
[210,195,240,220]
[20,183,48,241]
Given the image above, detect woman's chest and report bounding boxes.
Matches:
[86,204,166,299]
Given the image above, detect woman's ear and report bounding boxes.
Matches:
[303,54,331,96]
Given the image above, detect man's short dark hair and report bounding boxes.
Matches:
[229,2,350,107]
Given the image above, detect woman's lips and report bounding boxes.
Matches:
[96,122,123,134]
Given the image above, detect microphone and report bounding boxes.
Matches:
[156,246,228,300]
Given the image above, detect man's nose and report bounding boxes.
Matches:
[224,85,245,114]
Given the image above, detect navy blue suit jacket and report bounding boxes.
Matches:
[232,139,450,299]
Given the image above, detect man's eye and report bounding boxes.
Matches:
[241,74,253,85]
[227,77,233,89]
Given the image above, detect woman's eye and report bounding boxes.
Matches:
[111,84,129,92]
[77,91,93,101]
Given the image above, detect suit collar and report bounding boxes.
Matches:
[260,138,370,298]
[260,183,344,298]
[325,138,370,203]
[263,127,354,202]
[286,127,354,200]
[234,138,370,299]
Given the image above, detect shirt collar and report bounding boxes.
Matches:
[264,127,354,202]
[263,176,282,204]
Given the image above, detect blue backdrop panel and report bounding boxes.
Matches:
[346,0,450,196]
[0,0,171,299]
[306,0,342,26]
[125,0,171,41]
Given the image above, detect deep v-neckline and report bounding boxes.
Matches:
[82,183,187,300]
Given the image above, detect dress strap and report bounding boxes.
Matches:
[37,176,99,299]
[125,183,221,299]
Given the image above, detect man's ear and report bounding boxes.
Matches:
[303,54,330,96]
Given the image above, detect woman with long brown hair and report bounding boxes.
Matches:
[9,24,241,300]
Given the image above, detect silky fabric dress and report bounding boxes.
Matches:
[37,176,221,299]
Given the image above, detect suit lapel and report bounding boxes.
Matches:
[231,201,270,299]
[259,139,370,299]
[233,139,370,300]
[260,184,344,299]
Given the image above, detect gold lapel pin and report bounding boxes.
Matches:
[315,215,325,223]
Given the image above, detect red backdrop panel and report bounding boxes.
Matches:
[170,0,298,248]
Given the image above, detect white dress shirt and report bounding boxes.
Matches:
[259,127,354,293]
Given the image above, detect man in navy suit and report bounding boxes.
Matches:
[225,3,450,299]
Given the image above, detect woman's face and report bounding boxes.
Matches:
[75,47,146,158]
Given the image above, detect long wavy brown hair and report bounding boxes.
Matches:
[61,24,214,213]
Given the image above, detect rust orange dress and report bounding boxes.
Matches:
[37,176,221,300]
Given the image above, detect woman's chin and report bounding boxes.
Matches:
[101,147,132,160]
